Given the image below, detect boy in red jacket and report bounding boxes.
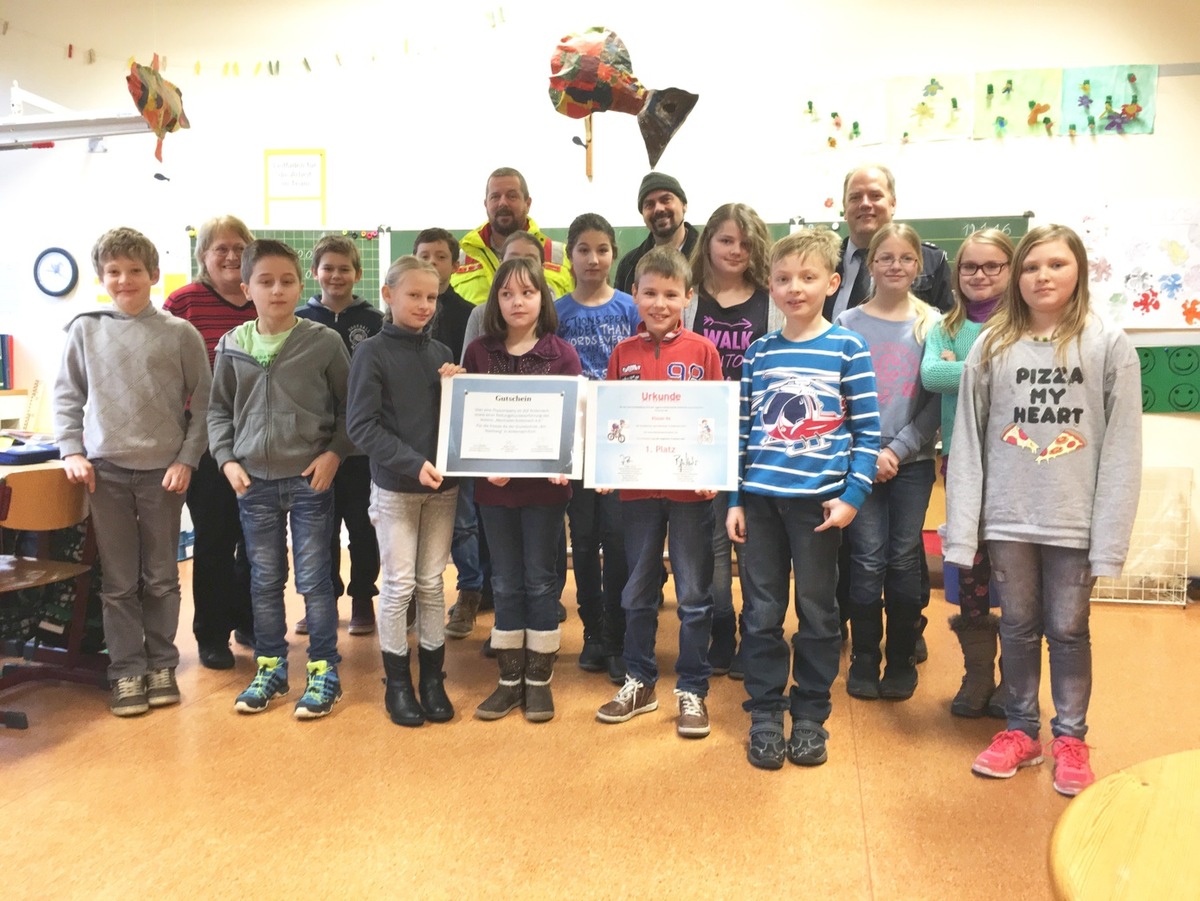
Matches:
[596,247,723,738]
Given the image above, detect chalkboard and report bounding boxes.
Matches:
[387,215,1030,278]
[189,229,384,309]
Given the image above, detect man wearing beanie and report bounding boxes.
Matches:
[614,172,699,293]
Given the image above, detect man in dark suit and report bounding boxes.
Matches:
[823,164,953,322]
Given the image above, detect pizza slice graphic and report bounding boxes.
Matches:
[1000,423,1040,455]
[1035,429,1087,463]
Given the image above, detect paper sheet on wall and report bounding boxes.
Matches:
[1081,206,1200,330]
[886,74,973,143]
[1060,65,1157,135]
[801,82,888,149]
[972,69,1063,139]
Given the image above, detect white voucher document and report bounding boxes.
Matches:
[460,390,563,460]
[437,374,584,478]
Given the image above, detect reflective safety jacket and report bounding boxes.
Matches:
[450,216,574,304]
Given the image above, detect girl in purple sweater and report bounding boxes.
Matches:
[462,258,583,723]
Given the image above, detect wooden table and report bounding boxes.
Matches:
[1050,749,1200,899]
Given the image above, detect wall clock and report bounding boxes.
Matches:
[34,247,79,297]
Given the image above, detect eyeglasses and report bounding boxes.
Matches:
[873,254,918,268]
[208,244,246,257]
[959,261,1009,276]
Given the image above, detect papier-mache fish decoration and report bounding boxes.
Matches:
[549,27,698,168]
[127,53,190,162]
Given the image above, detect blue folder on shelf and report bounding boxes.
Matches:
[0,441,61,465]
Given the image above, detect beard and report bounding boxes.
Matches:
[649,212,678,240]
[490,207,525,238]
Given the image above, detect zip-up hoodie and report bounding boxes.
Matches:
[208,317,352,480]
[296,296,383,356]
[346,324,455,494]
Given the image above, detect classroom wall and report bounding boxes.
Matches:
[3,0,1199,570]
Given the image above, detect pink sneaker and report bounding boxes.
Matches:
[972,729,1044,778]
[1050,736,1095,796]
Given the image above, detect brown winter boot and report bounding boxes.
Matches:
[948,613,998,717]
[524,628,560,723]
[475,630,525,720]
[445,589,482,639]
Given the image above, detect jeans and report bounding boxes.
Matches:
[711,492,743,622]
[237,476,339,665]
[89,461,186,680]
[846,459,935,641]
[620,498,714,696]
[450,477,483,592]
[330,455,379,601]
[188,452,254,646]
[370,485,458,654]
[738,494,842,723]
[479,503,567,632]
[567,484,628,651]
[988,541,1095,740]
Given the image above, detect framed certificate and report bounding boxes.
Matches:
[585,381,739,491]
[437,374,584,478]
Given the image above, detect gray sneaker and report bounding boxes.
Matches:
[145,668,181,707]
[110,676,149,717]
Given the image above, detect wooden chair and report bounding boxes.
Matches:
[1,466,107,729]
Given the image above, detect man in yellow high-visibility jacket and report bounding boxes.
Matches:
[450,167,574,305]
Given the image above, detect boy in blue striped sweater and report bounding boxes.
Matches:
[727,229,880,770]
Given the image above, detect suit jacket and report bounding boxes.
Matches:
[824,235,954,321]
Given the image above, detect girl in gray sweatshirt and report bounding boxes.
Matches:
[946,225,1142,797]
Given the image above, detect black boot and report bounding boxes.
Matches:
[880,604,920,700]
[709,612,737,676]
[417,644,454,723]
[847,604,884,699]
[381,650,425,727]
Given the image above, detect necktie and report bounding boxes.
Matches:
[849,247,871,308]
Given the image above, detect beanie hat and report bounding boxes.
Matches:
[637,172,687,210]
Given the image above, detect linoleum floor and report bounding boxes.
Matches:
[3,561,1197,900]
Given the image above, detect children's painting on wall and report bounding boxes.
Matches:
[1061,65,1157,137]
[886,73,974,143]
[971,68,1063,140]
[1082,205,1200,330]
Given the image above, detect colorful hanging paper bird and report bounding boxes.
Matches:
[127,53,190,162]
[548,27,698,168]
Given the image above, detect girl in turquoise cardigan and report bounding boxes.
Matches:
[920,228,1014,719]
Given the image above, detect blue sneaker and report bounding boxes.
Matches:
[235,656,289,713]
[294,660,342,719]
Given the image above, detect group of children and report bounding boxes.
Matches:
[53,202,1140,797]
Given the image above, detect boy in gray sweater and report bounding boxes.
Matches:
[55,227,211,717]
[208,239,353,720]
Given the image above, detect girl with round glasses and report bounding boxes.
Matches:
[920,228,1015,719]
